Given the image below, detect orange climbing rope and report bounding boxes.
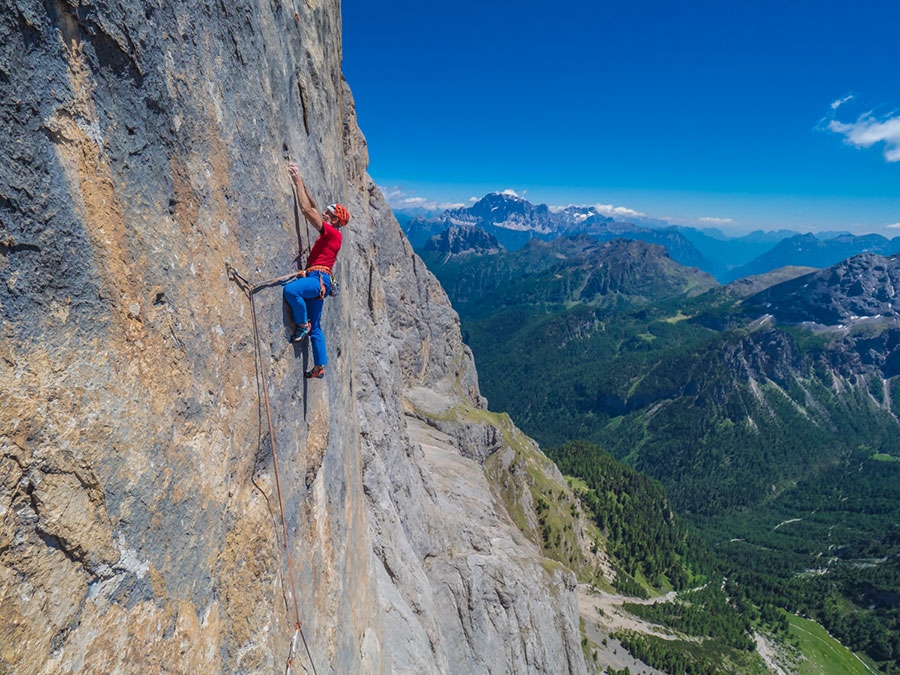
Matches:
[227,263,318,675]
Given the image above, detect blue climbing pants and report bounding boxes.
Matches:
[283,271,331,366]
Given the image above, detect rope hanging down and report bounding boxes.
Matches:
[227,263,318,675]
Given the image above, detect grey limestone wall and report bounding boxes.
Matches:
[0,1,587,673]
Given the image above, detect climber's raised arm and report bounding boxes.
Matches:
[288,163,324,232]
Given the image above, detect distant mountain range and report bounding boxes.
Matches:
[414,202,900,671]
[421,223,504,258]
[399,192,900,283]
[727,232,900,281]
[421,231,716,319]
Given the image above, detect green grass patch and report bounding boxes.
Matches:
[482,424,597,578]
[662,310,691,323]
[787,614,874,675]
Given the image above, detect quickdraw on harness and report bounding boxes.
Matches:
[226,262,319,675]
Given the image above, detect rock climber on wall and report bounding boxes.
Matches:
[283,163,350,379]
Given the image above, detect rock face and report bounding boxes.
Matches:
[743,253,900,326]
[0,2,587,673]
[422,224,504,257]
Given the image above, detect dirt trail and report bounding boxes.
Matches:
[577,585,682,641]
[754,633,791,675]
[578,585,794,674]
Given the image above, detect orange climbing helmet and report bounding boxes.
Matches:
[325,203,350,227]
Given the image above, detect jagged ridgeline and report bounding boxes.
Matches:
[407,191,900,283]
[422,224,900,670]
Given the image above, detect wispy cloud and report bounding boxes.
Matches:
[886,222,900,229]
[828,108,900,162]
[379,186,464,211]
[699,216,735,225]
[831,94,854,110]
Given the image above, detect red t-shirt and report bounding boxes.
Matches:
[307,223,342,270]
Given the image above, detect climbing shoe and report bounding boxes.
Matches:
[305,365,325,379]
[290,323,310,343]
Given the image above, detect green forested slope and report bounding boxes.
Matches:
[422,239,900,671]
[421,234,716,319]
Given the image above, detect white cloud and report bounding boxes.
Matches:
[379,186,407,202]
[828,110,900,162]
[699,217,735,225]
[500,188,520,197]
[592,203,647,219]
[379,186,463,211]
[886,222,900,229]
[831,94,854,110]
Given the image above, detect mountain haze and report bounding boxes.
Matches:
[727,232,900,281]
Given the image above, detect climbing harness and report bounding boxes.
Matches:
[305,265,331,299]
[226,263,319,675]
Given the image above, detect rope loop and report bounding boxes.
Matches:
[229,264,319,675]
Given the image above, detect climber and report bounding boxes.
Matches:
[282,162,350,379]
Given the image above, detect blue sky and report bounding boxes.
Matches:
[341,0,900,234]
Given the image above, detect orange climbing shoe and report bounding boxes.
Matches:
[304,365,325,379]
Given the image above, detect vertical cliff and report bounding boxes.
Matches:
[0,1,588,673]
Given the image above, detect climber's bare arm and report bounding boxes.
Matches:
[288,163,324,233]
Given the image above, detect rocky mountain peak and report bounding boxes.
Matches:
[422,223,504,256]
[744,252,900,326]
[461,192,555,232]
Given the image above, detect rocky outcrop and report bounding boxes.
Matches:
[422,224,504,258]
[722,266,818,299]
[743,253,900,326]
[0,1,587,673]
